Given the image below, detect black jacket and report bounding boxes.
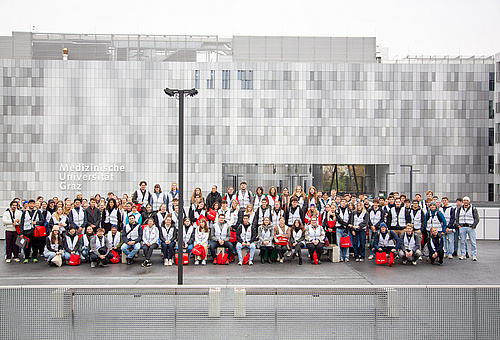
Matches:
[85,206,102,230]
[206,191,222,211]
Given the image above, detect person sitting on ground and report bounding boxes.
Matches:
[90,228,113,267]
[373,222,400,264]
[44,226,63,265]
[62,226,80,263]
[398,223,422,265]
[120,214,143,265]
[236,214,258,265]
[428,226,444,265]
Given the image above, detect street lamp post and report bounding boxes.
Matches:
[163,87,198,285]
[400,165,420,200]
[385,172,395,197]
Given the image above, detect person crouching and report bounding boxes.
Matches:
[398,223,422,265]
[90,228,113,267]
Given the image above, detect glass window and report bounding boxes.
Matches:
[207,70,215,89]
[489,72,495,91]
[489,127,494,146]
[490,100,494,119]
[489,183,494,202]
[194,70,199,89]
[489,156,494,174]
[222,70,230,89]
[247,70,253,89]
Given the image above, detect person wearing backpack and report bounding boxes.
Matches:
[373,223,400,262]
[456,196,479,261]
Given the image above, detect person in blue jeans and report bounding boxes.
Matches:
[349,202,369,262]
[120,214,143,265]
[335,198,351,262]
[236,214,257,265]
[456,196,479,261]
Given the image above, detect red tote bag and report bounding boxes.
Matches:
[207,209,217,221]
[175,253,189,265]
[69,254,81,266]
[375,252,387,265]
[34,225,47,238]
[340,235,352,248]
[110,250,120,264]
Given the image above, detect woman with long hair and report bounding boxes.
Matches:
[348,201,369,262]
[267,186,279,208]
[102,198,122,233]
[290,219,306,265]
[258,217,274,264]
[280,187,291,210]
[49,206,68,234]
[322,204,337,246]
[194,218,210,265]
[43,226,63,265]
[306,186,318,209]
[253,186,266,211]
[189,201,207,224]
[291,186,306,209]
[190,187,204,206]
[151,184,167,213]
[167,183,179,212]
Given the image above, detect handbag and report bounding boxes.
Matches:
[217,250,228,265]
[229,231,237,243]
[110,250,120,264]
[34,225,47,238]
[192,244,203,256]
[388,252,395,267]
[375,252,387,265]
[327,220,336,229]
[242,251,250,265]
[324,236,330,248]
[207,209,217,221]
[175,252,189,265]
[340,235,352,248]
[69,254,81,266]
[312,251,318,264]
[15,235,30,249]
[275,236,288,246]
[51,254,63,267]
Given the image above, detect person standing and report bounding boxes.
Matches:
[68,198,87,234]
[386,198,411,238]
[335,198,351,262]
[237,182,253,210]
[85,197,102,233]
[132,181,151,213]
[440,197,456,259]
[457,196,479,261]
[3,200,22,262]
[349,202,369,262]
[206,185,223,212]
[151,184,168,213]
[423,202,447,245]
[20,200,41,263]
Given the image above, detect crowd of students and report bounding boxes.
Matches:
[2,181,480,268]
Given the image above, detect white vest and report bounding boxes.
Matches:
[287,207,301,226]
[369,208,383,226]
[105,209,118,225]
[440,206,453,225]
[71,208,85,227]
[240,225,252,243]
[95,236,106,249]
[125,224,139,240]
[410,209,423,230]
[427,212,443,232]
[106,231,121,247]
[271,209,284,226]
[292,229,303,243]
[458,206,474,225]
[237,190,251,207]
[182,225,194,244]
[151,192,166,211]
[353,211,366,227]
[136,190,150,207]
[65,234,79,251]
[378,232,395,247]
[214,223,229,239]
[276,225,289,237]
[156,211,168,228]
[402,233,416,251]
[22,210,37,231]
[308,225,322,241]
[253,195,265,211]
[337,208,350,227]
[161,225,175,241]
[257,207,271,226]
[390,207,406,227]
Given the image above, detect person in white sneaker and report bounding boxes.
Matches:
[457,196,479,261]
[159,215,177,266]
[3,200,22,263]
[398,224,422,265]
[236,215,257,265]
[194,219,209,265]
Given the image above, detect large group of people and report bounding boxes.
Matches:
[3,181,480,268]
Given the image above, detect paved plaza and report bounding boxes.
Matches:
[1,240,498,286]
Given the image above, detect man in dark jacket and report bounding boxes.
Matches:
[206,185,223,211]
[85,197,102,232]
[235,214,258,265]
[428,226,444,265]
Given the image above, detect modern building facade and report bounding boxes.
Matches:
[0,31,497,207]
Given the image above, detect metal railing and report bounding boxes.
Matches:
[1,285,499,339]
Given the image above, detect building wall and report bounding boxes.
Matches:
[0,59,494,206]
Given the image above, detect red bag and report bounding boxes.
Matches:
[110,250,120,264]
[275,237,288,246]
[388,252,395,267]
[313,252,318,264]
[192,244,203,256]
[340,235,352,248]
[324,236,330,248]
[207,209,217,221]
[34,225,47,238]
[15,225,21,234]
[196,215,207,226]
[217,250,228,265]
[175,252,189,265]
[375,252,387,265]
[229,231,237,243]
[242,251,250,265]
[69,254,80,266]
[327,221,336,229]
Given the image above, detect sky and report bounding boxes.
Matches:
[0,0,498,59]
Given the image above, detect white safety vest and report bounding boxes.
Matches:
[402,233,416,251]
[337,208,350,227]
[240,225,252,243]
[271,209,284,226]
[410,209,423,230]
[458,206,475,225]
[65,234,79,251]
[287,207,302,226]
[125,224,139,240]
[151,192,166,211]
[440,206,454,225]
[353,211,366,227]
[378,232,395,247]
[237,190,251,207]
[369,208,383,226]
[214,223,229,239]
[390,207,407,227]
[182,225,194,244]
[106,231,121,247]
[71,208,85,227]
[105,209,118,225]
[308,225,322,241]
[156,211,168,228]
[253,195,265,211]
[427,212,443,232]
[22,210,37,231]
[161,225,175,241]
[292,229,303,243]
[257,207,271,226]
[136,190,150,207]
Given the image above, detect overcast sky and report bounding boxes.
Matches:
[1,0,498,58]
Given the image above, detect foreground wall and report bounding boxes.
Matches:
[0,59,494,206]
